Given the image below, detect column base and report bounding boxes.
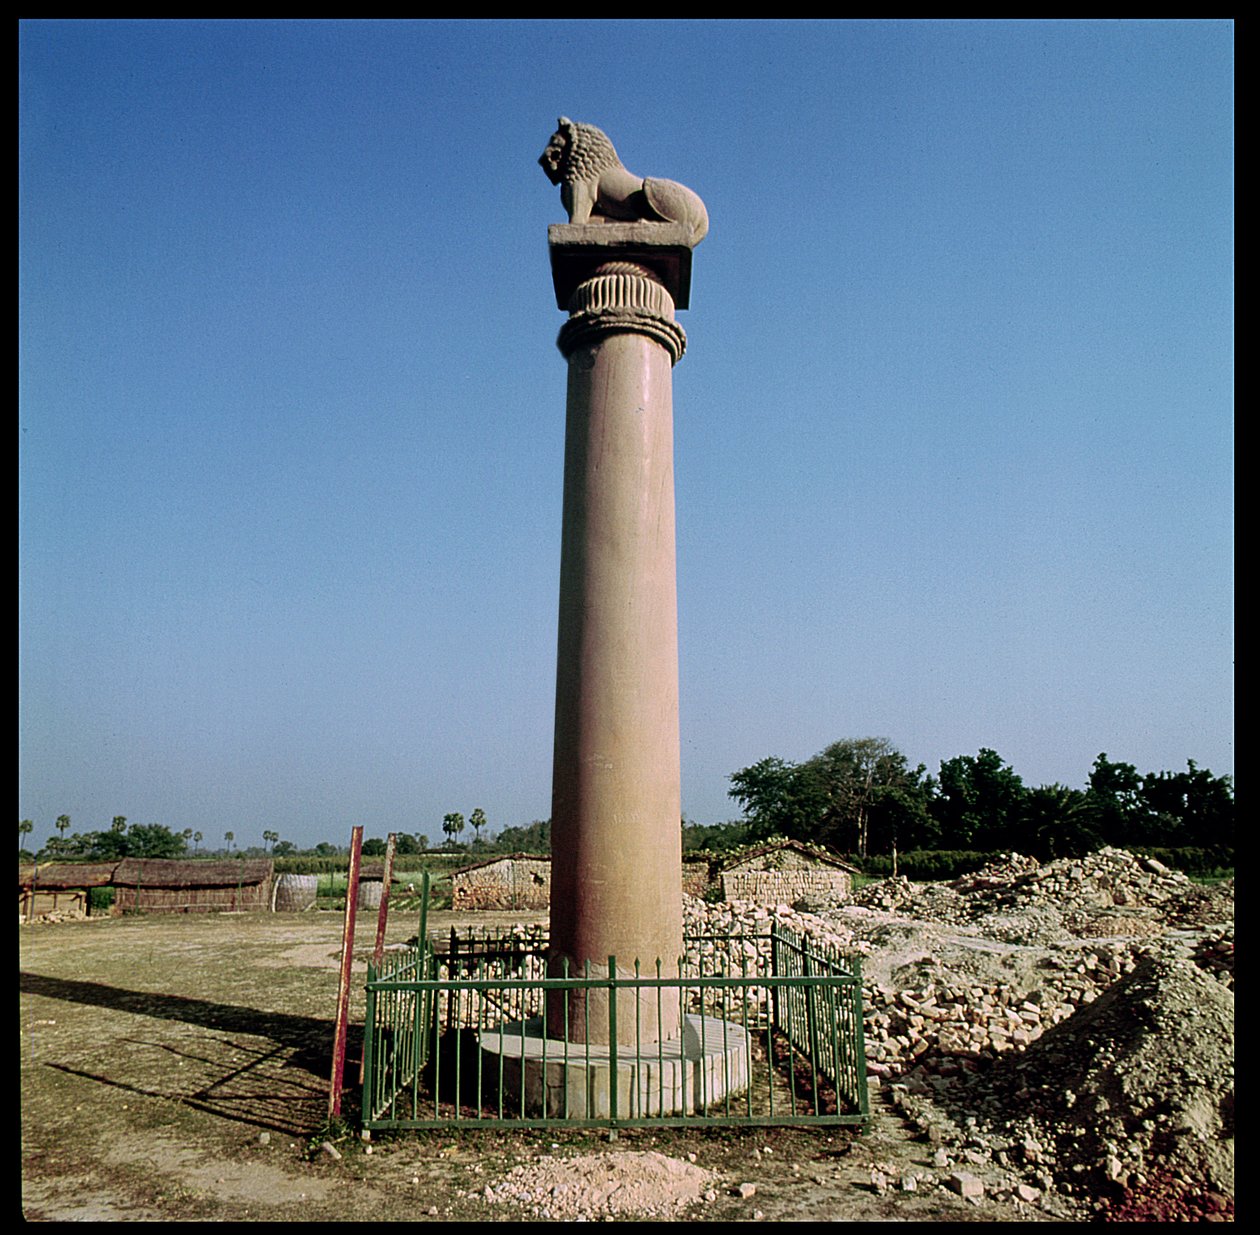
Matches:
[477,1014,750,1119]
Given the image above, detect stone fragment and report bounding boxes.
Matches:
[948,1172,984,1199]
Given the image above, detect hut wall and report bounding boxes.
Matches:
[452,858,551,911]
[720,868,852,905]
[113,878,272,914]
[681,858,715,899]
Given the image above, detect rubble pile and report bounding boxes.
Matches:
[948,954,1235,1219]
[854,846,1217,929]
[683,847,1233,1218]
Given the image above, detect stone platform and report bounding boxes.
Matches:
[478,1014,751,1119]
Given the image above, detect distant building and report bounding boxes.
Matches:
[717,839,857,905]
[110,858,275,914]
[19,859,276,918]
[18,862,115,920]
[451,854,551,911]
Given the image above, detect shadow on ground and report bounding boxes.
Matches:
[22,970,353,1136]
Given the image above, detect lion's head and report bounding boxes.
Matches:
[538,117,623,186]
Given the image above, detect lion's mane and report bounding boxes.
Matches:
[554,118,622,185]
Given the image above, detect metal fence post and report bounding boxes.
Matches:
[418,870,430,962]
[362,963,378,1121]
[607,955,618,1127]
[769,921,781,1033]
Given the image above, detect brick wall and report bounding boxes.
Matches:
[720,868,852,904]
[452,859,551,911]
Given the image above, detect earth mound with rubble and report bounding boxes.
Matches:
[686,847,1233,1220]
[475,1149,718,1220]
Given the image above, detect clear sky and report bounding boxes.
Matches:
[20,19,1233,852]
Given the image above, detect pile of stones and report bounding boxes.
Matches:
[682,846,1233,1218]
[895,953,1235,1221]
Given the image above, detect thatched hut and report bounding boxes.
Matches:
[111,858,274,914]
[19,862,116,920]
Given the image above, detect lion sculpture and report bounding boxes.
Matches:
[539,117,708,246]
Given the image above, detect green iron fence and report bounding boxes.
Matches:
[361,923,868,1132]
[769,924,869,1121]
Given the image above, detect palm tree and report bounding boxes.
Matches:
[225,830,235,854]
[55,815,71,841]
[1024,783,1099,860]
[193,831,203,854]
[19,819,33,854]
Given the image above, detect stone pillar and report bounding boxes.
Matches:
[546,233,692,1047]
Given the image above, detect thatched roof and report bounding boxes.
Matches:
[111,858,273,888]
[453,853,551,877]
[19,862,119,891]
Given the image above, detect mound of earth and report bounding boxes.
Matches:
[474,1149,717,1220]
[938,953,1234,1219]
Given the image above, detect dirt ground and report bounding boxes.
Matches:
[20,907,1062,1223]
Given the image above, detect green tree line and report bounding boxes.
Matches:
[725,738,1233,863]
[21,739,1232,870]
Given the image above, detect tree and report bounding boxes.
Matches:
[806,738,935,857]
[442,813,465,847]
[494,819,549,852]
[469,808,488,845]
[864,772,940,858]
[1084,753,1147,846]
[1138,761,1234,849]
[193,831,203,853]
[19,819,34,856]
[272,840,297,857]
[728,756,828,842]
[224,831,235,854]
[262,829,279,853]
[362,837,388,857]
[126,823,187,859]
[932,749,1027,850]
[1022,783,1099,859]
[94,822,131,860]
[681,818,752,853]
[55,815,71,842]
[728,739,936,857]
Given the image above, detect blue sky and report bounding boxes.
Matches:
[20,20,1233,851]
